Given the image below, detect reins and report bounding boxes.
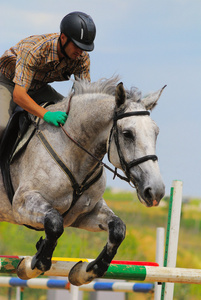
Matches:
[59,93,158,185]
[60,92,130,183]
[60,124,130,183]
[35,93,129,219]
[35,93,158,216]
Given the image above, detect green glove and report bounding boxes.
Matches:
[43,111,68,127]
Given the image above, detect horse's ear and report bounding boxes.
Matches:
[115,82,126,108]
[141,85,167,110]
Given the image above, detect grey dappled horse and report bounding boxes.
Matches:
[0,77,165,285]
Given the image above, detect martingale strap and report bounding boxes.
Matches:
[37,130,103,213]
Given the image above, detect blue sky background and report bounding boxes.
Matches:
[1,0,201,197]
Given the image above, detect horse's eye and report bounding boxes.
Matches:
[123,130,134,140]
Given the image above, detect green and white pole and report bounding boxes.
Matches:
[161,180,183,300]
[1,257,201,284]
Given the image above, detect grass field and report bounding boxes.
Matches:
[0,188,200,299]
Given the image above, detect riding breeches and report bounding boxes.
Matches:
[0,73,64,140]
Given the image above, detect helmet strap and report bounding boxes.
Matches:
[59,34,71,59]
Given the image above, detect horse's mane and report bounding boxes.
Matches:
[73,76,142,102]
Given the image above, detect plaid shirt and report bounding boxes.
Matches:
[0,33,90,91]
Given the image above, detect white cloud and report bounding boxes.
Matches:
[0,5,61,47]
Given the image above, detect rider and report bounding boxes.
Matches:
[0,11,96,141]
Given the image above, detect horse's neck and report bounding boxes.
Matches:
[66,93,115,161]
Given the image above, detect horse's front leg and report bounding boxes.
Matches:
[29,208,64,271]
[12,189,64,279]
[68,198,126,286]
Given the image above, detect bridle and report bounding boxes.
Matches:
[60,95,158,184]
[107,110,158,182]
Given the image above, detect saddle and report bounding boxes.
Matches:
[0,107,35,203]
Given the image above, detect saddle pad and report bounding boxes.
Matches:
[10,122,37,163]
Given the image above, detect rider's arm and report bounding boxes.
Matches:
[13,84,48,118]
[13,85,67,127]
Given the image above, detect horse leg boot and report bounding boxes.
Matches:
[17,209,64,279]
[68,216,126,286]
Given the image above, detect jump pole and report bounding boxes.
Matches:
[0,276,154,293]
[0,257,201,284]
[161,180,183,300]
[154,227,165,300]
[0,256,158,267]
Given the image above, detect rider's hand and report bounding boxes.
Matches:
[43,111,68,127]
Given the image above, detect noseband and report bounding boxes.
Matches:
[108,110,158,181]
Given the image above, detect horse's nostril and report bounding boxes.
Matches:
[144,187,161,206]
[144,187,153,201]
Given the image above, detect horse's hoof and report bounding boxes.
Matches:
[68,261,96,286]
[17,257,43,280]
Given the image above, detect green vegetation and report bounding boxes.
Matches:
[0,188,200,299]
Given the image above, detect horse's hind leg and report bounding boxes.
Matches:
[12,190,64,279]
[68,198,126,285]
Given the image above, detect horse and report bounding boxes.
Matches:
[0,77,165,285]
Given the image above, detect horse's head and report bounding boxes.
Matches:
[107,82,165,207]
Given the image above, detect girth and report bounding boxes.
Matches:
[37,130,103,217]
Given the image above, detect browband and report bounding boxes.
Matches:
[114,111,150,121]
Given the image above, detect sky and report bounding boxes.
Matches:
[0,0,201,197]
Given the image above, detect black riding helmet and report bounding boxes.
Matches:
[60,11,96,52]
